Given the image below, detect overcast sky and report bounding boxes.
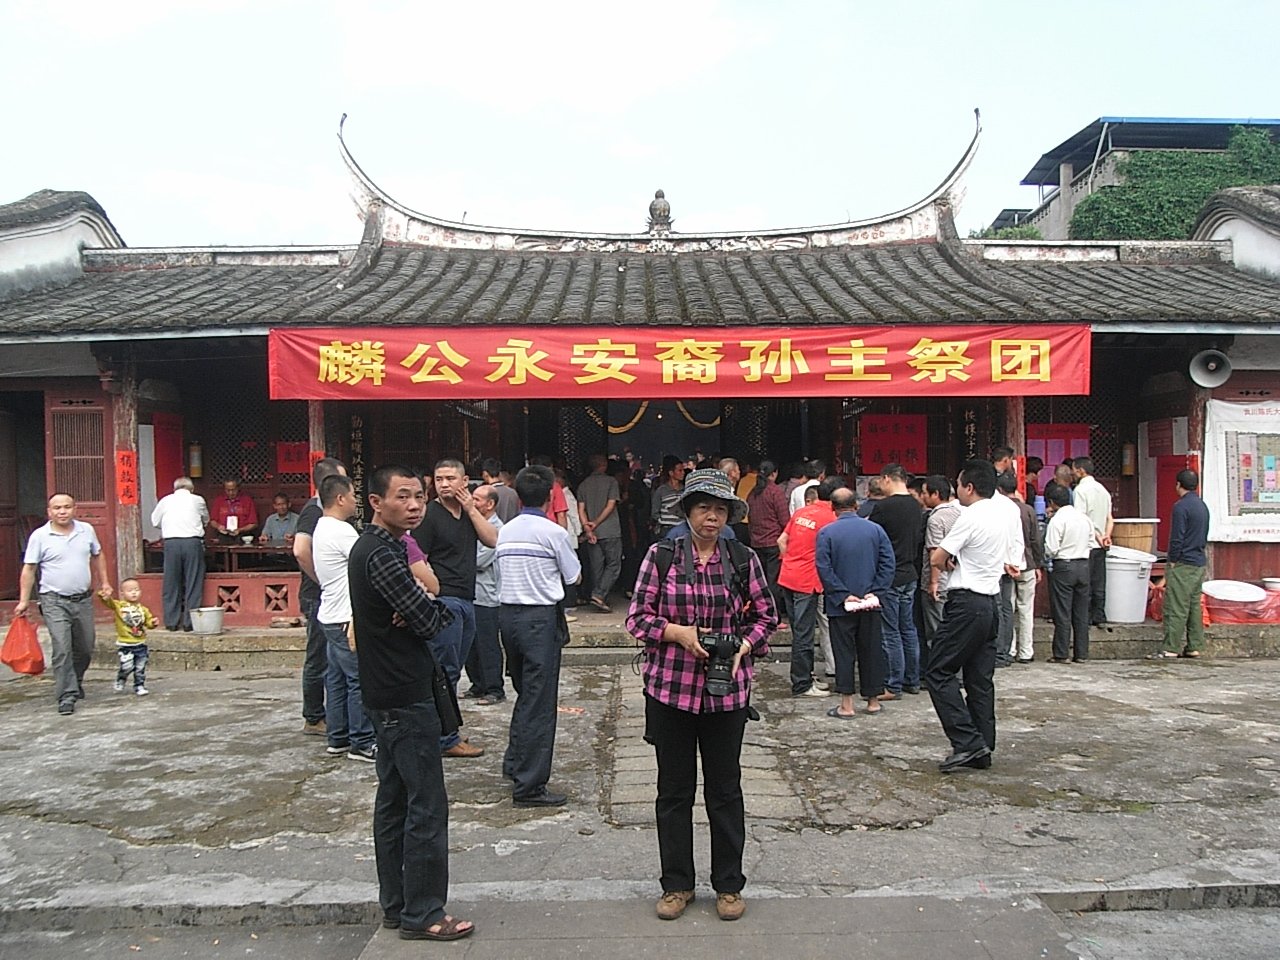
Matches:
[5,0,1277,247]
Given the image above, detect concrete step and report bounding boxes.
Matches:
[45,614,1280,671]
[354,895,1083,960]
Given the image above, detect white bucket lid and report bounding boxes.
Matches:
[1106,545,1157,563]
[1203,580,1267,602]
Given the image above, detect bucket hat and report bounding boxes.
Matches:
[679,468,748,526]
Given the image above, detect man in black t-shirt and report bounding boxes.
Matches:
[411,458,498,759]
[292,457,347,736]
[870,464,924,699]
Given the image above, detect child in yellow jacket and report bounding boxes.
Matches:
[98,578,158,696]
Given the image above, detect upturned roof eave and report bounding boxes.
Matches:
[337,110,983,247]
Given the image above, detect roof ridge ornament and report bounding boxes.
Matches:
[647,190,672,236]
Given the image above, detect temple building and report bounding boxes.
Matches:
[4,114,1280,623]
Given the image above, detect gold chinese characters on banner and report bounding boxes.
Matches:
[268,325,1090,401]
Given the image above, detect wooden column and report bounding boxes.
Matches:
[111,362,143,579]
[1005,395,1026,458]
[308,400,326,452]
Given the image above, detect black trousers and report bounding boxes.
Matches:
[925,589,998,755]
[645,695,748,895]
[367,698,450,932]
[464,603,506,699]
[1089,547,1108,624]
[160,536,204,632]
[499,603,562,799]
[1050,558,1090,660]
[829,610,885,699]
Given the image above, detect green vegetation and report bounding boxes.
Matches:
[1069,127,1280,240]
[969,224,1043,240]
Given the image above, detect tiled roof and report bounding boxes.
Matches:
[0,189,112,230]
[4,235,1280,339]
[1193,184,1280,238]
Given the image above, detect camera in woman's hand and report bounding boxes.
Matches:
[699,633,740,696]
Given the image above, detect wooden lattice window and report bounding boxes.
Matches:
[51,408,106,503]
[196,382,308,484]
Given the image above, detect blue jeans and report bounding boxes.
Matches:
[367,699,450,931]
[323,621,374,751]
[879,582,920,693]
[430,597,475,751]
[116,643,149,689]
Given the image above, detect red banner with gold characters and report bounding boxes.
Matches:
[268,325,1091,401]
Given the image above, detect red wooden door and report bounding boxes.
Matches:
[0,411,17,600]
[45,390,116,595]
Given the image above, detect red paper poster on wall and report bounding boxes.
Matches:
[116,451,139,506]
[276,441,310,476]
[860,415,928,474]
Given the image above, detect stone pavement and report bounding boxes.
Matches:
[1,652,1279,958]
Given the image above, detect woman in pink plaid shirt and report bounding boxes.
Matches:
[625,469,777,923]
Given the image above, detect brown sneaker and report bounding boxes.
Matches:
[656,890,695,920]
[716,892,746,921]
[302,720,326,736]
[443,740,485,758]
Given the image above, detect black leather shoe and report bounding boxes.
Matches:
[939,746,991,772]
[903,685,921,695]
[1048,657,1070,663]
[513,790,568,808]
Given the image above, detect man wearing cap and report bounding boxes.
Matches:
[626,469,777,923]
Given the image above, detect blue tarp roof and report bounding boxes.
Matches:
[1021,117,1280,187]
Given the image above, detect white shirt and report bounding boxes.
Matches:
[495,511,581,606]
[1073,474,1112,540]
[1044,504,1096,561]
[150,489,209,538]
[937,497,1014,596]
[314,515,359,624]
[789,479,819,515]
[994,492,1026,571]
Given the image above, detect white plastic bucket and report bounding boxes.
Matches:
[190,606,225,635]
[1105,545,1157,623]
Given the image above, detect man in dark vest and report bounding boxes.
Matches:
[349,464,473,943]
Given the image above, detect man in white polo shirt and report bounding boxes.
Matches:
[15,493,112,715]
[926,460,1017,772]
[150,476,209,632]
[495,464,581,808]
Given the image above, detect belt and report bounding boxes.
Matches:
[1054,557,1089,563]
[948,588,998,598]
[41,590,91,602]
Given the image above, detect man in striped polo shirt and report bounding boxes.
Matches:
[494,464,582,808]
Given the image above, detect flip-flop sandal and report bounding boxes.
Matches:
[405,915,474,941]
[1179,651,1202,658]
[1144,651,1180,660]
[826,706,857,720]
[863,705,883,716]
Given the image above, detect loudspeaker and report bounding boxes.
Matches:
[1189,349,1232,388]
